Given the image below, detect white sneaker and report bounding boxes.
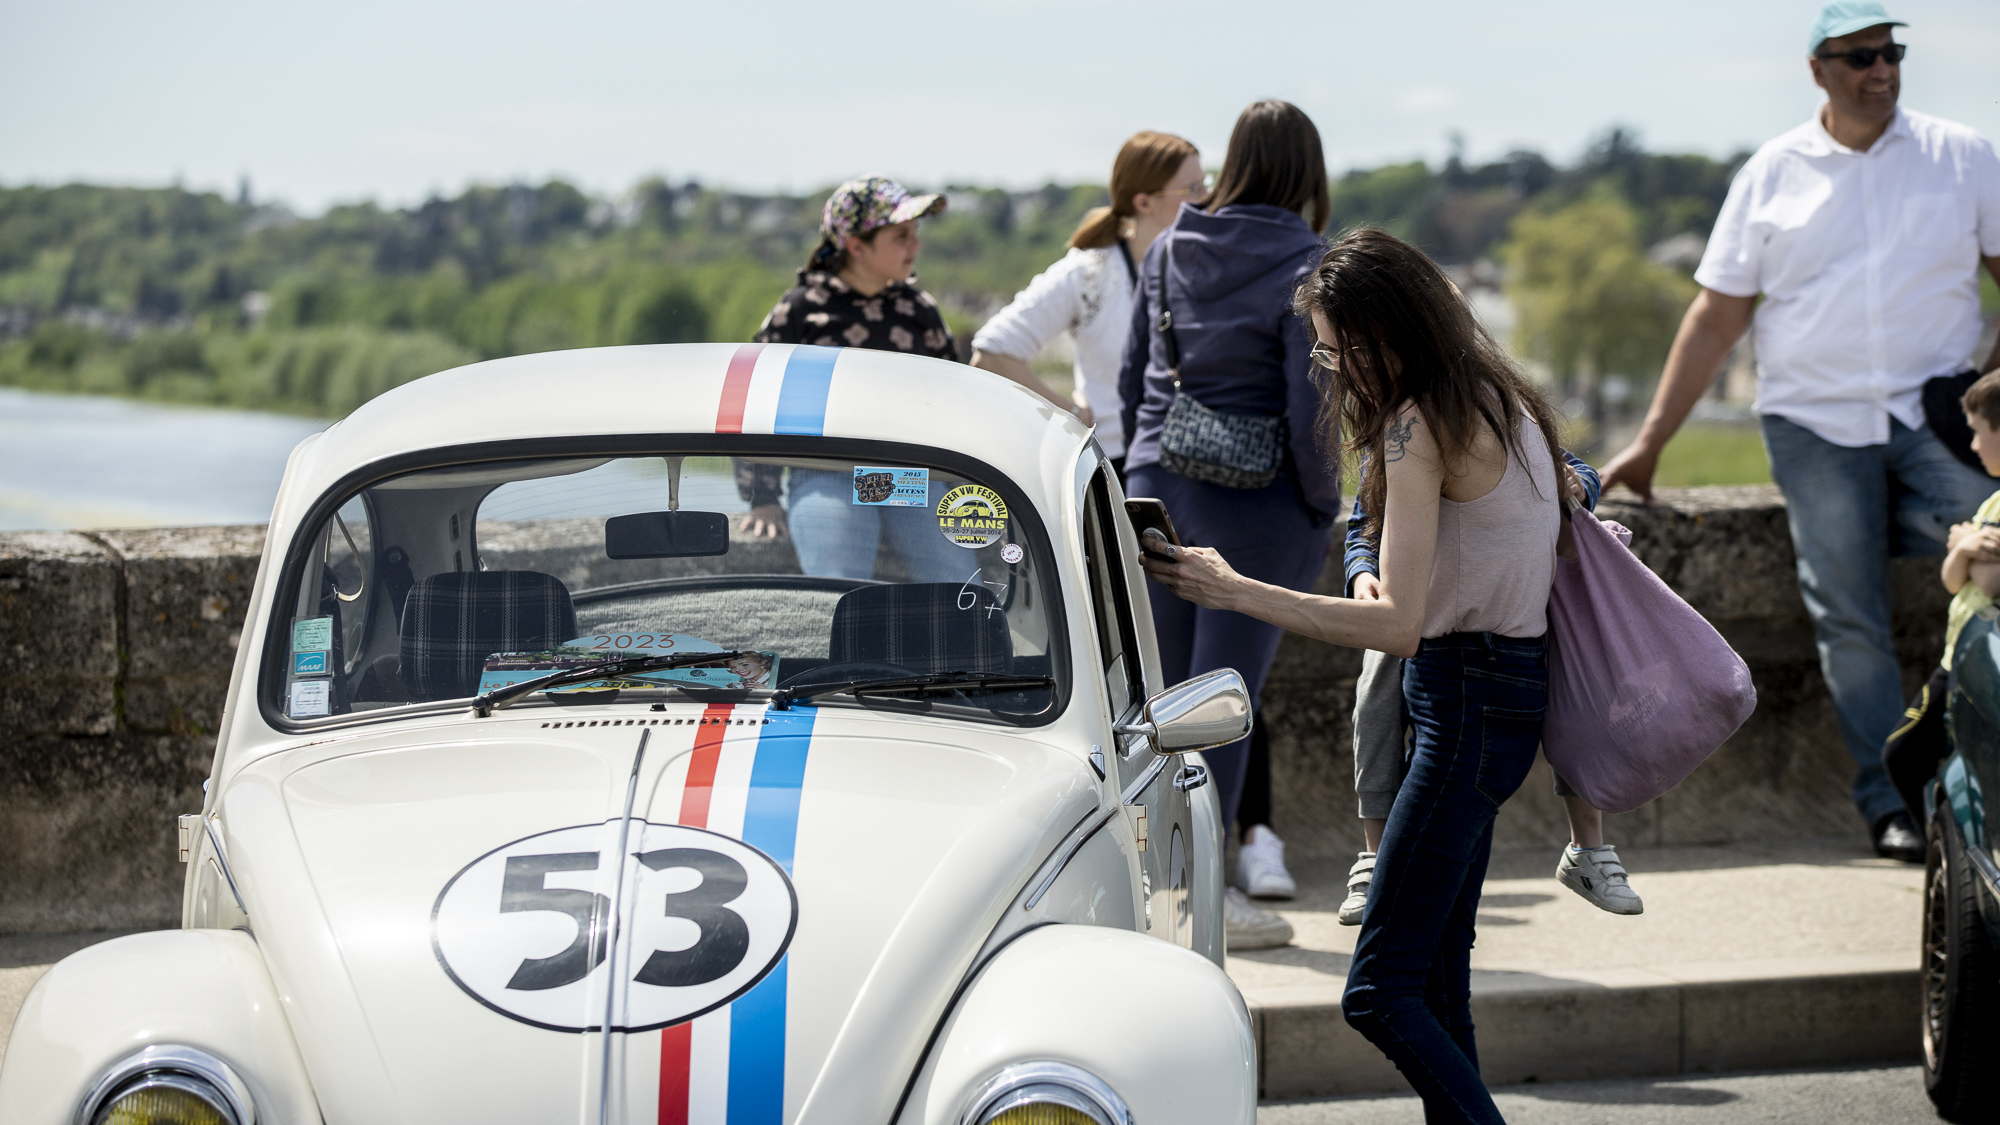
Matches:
[1556,844,1644,915]
[1237,825,1298,899]
[1223,886,1294,950]
[1337,851,1375,926]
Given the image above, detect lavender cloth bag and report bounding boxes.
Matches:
[1543,505,1757,813]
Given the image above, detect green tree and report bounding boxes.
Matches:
[1502,186,1695,430]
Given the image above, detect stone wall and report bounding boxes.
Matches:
[0,486,1946,932]
[1,527,262,934]
[1262,484,1947,860]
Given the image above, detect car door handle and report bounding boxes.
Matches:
[1172,764,1208,792]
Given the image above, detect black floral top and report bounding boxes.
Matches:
[752,269,957,358]
[738,270,960,507]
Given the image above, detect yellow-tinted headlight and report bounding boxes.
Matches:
[987,1103,1098,1125]
[96,1081,230,1125]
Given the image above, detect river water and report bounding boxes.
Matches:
[0,388,328,531]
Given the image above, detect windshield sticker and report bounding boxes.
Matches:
[432,821,799,1033]
[292,616,332,654]
[288,679,330,718]
[1000,542,1024,565]
[292,651,328,677]
[476,635,778,696]
[852,467,928,507]
[937,485,1009,548]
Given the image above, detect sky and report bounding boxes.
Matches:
[3,0,1997,214]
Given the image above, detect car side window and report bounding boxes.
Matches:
[1081,469,1144,719]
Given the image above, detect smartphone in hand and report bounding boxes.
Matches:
[1124,498,1182,558]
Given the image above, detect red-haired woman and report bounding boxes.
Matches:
[970,131,1205,470]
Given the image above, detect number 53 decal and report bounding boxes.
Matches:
[432,823,797,1033]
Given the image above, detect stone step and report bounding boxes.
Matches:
[1247,954,1916,1099]
[1226,835,1924,1097]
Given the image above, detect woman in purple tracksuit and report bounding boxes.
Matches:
[1116,100,1341,949]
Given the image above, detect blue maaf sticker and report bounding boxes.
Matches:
[293,616,333,653]
[853,467,928,507]
[293,651,328,676]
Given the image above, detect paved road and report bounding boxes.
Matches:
[1261,1066,1935,1124]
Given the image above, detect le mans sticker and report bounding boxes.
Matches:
[937,485,1009,549]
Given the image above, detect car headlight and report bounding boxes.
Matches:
[960,1062,1133,1125]
[77,1046,254,1125]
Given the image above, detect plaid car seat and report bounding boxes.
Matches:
[400,571,577,701]
[828,582,1013,675]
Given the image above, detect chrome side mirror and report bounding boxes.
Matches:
[1116,668,1251,755]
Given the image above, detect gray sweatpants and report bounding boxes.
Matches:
[1352,646,1576,820]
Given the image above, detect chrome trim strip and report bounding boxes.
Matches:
[202,816,248,918]
[1119,755,1169,806]
[959,1060,1133,1125]
[76,1044,255,1125]
[1023,807,1118,911]
[598,727,650,1125]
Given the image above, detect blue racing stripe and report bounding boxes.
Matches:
[772,346,839,436]
[727,707,816,1124]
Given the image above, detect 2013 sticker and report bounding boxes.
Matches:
[852,466,928,507]
[937,485,1009,549]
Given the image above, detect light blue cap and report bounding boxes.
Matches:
[1809,1,1906,54]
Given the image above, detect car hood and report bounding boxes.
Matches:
[224,704,1099,1125]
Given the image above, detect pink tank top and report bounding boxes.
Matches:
[1421,415,1560,639]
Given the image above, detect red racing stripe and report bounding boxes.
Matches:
[657,1020,693,1125]
[715,344,763,434]
[676,705,737,830]
[658,703,737,1123]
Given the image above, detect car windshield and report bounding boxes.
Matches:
[267,449,1064,726]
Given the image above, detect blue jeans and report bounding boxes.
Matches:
[1759,415,1993,828]
[1126,465,1332,831]
[785,468,971,583]
[1343,632,1548,1125]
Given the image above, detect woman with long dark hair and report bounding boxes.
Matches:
[971,131,1204,469]
[1116,99,1340,949]
[1142,228,1566,1124]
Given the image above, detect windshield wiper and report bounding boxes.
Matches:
[470,650,765,716]
[770,670,1056,711]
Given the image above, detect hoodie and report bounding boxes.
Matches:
[1117,203,1338,520]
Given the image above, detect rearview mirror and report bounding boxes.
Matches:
[604,511,730,559]
[1117,668,1251,754]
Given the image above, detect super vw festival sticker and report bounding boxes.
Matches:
[936,484,1009,548]
[432,821,797,1032]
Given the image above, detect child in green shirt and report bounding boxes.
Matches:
[1884,371,2000,827]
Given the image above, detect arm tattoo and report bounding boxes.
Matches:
[1384,415,1417,463]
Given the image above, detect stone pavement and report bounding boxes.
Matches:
[1230,834,1925,1099]
[0,837,1925,1101]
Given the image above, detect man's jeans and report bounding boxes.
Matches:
[1343,632,1547,1125]
[1760,415,1992,829]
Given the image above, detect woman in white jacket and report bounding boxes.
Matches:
[970,131,1203,470]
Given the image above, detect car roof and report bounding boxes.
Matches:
[270,342,1095,530]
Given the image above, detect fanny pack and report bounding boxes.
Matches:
[1923,369,1983,471]
[1153,235,1285,490]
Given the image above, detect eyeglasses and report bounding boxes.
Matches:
[1815,42,1906,69]
[1310,345,1342,372]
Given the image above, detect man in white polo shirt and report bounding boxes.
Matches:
[1601,1,2000,862]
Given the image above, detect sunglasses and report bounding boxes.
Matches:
[1815,42,1906,69]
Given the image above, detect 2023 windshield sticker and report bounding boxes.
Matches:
[852,466,928,507]
[936,484,1009,548]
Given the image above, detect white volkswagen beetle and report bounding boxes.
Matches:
[0,344,1258,1125]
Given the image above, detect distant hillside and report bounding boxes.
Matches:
[0,129,1752,417]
